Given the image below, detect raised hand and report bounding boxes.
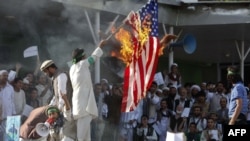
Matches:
[160,34,177,46]
[99,39,107,48]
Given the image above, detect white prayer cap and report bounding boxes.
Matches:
[201,82,207,85]
[8,70,16,82]
[23,78,29,84]
[190,84,201,92]
[169,84,177,89]
[156,89,162,93]
[40,60,54,71]
[171,63,178,67]
[101,78,108,84]
[162,87,169,91]
[0,70,8,75]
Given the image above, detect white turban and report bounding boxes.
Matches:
[190,85,201,92]
[101,78,108,84]
[8,70,16,82]
[156,89,163,93]
[162,87,169,91]
[171,63,178,67]
[23,78,29,84]
[169,84,177,89]
[0,70,8,75]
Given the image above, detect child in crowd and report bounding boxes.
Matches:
[200,118,222,141]
[185,122,201,141]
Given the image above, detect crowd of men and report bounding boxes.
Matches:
[0,59,250,141]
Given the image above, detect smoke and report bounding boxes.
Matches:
[0,0,125,82]
[43,3,99,70]
[210,8,250,15]
[0,0,57,71]
[45,35,95,69]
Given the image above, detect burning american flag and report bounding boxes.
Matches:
[115,0,159,112]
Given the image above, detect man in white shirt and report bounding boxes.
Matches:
[209,81,229,113]
[40,60,75,141]
[0,70,16,140]
[13,77,26,123]
[36,74,52,106]
[69,40,106,141]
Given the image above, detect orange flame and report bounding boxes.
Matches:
[110,50,123,60]
[158,45,166,56]
[112,14,151,66]
[114,28,133,66]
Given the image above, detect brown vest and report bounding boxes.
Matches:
[52,70,73,108]
[52,70,76,140]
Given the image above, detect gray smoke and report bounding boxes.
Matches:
[0,0,126,82]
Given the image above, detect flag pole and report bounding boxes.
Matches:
[105,15,120,34]
[105,11,135,40]
[162,23,167,34]
[105,22,126,40]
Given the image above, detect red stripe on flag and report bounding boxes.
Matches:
[121,0,159,112]
[121,37,159,112]
[145,37,159,91]
[134,52,145,107]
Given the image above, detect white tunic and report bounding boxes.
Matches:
[36,84,52,106]
[14,89,26,115]
[0,83,16,119]
[69,47,102,119]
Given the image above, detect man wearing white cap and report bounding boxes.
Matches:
[190,84,201,104]
[0,70,16,140]
[164,63,182,88]
[165,84,180,111]
[40,60,75,141]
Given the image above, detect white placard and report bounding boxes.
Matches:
[181,107,190,118]
[5,115,21,141]
[23,46,38,58]
[22,104,34,117]
[209,130,219,140]
[152,122,162,135]
[154,72,165,85]
[166,131,186,141]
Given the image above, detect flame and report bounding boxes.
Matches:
[112,13,151,66]
[138,13,151,56]
[110,50,117,57]
[114,28,133,66]
[110,50,123,60]
[158,45,166,56]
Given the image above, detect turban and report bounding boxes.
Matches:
[0,70,8,75]
[8,70,16,82]
[171,63,178,67]
[190,85,201,92]
[169,84,177,89]
[156,89,162,93]
[162,87,169,91]
[101,78,108,84]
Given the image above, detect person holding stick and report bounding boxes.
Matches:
[69,40,106,141]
